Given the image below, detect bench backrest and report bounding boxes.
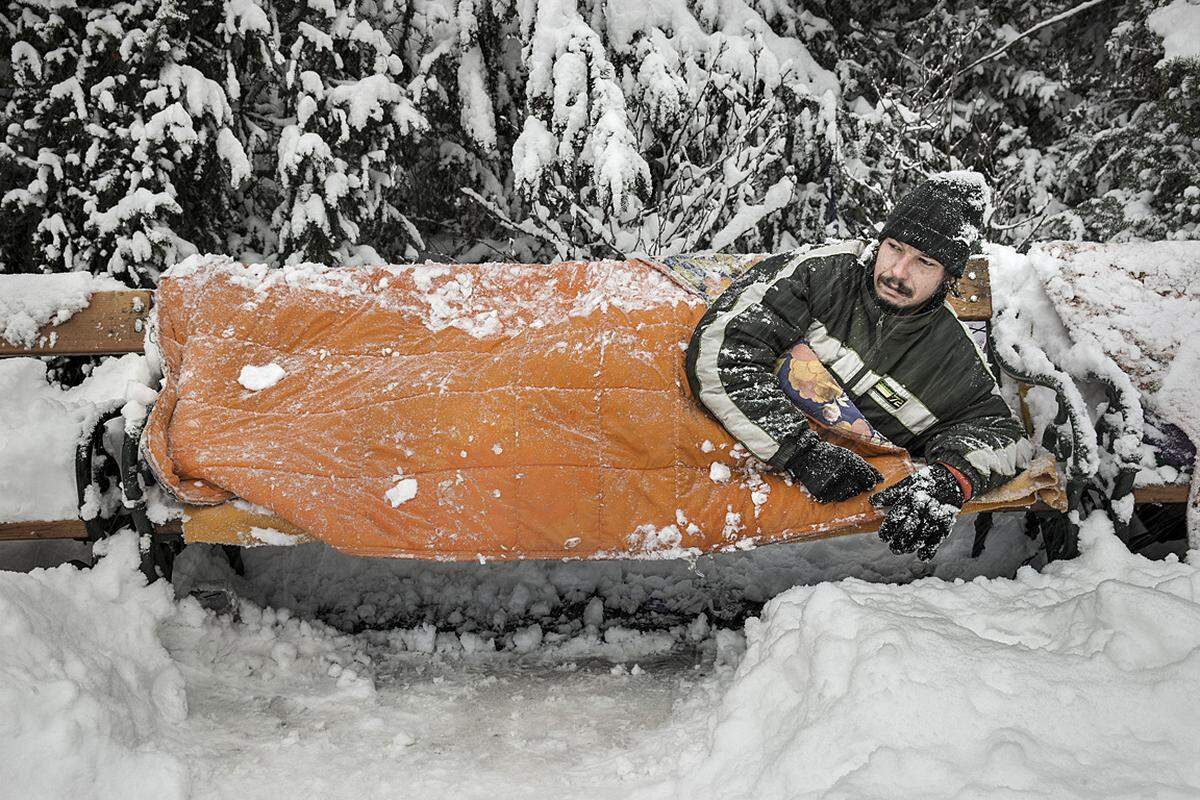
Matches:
[0,258,993,358]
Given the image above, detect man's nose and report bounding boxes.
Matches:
[891,256,915,279]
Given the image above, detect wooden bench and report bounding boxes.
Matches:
[0,258,1188,550]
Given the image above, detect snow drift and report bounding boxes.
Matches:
[663,513,1200,799]
[0,533,187,800]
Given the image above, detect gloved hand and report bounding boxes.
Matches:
[869,464,966,560]
[786,433,883,504]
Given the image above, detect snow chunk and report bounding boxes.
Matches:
[386,475,419,507]
[512,624,544,653]
[709,462,731,484]
[238,362,285,391]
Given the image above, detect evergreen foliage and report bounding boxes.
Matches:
[0,0,1196,282]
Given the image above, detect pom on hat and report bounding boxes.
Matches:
[877,171,991,278]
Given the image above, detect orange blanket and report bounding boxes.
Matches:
[143,257,1046,559]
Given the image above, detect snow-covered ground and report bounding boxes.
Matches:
[3,514,1199,800]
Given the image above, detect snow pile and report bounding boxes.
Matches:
[1147,0,1200,64]
[0,272,126,347]
[669,514,1200,799]
[987,240,1197,536]
[0,355,154,522]
[0,533,187,800]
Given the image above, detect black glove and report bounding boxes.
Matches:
[786,433,883,504]
[869,464,965,560]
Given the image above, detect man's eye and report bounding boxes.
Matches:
[888,241,901,250]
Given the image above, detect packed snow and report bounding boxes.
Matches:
[664,512,1200,799]
[0,534,188,799]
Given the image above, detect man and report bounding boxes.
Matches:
[685,172,1033,560]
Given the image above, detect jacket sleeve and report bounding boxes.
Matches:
[920,388,1034,497]
[684,252,819,471]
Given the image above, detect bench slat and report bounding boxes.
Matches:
[0,290,152,357]
[1133,484,1191,505]
[0,519,182,542]
[953,257,992,321]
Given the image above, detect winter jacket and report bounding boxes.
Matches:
[684,239,1033,497]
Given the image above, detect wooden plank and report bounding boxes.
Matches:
[1134,484,1190,504]
[0,260,996,357]
[0,290,152,357]
[0,519,182,541]
[0,520,88,541]
[182,503,313,547]
[950,256,992,321]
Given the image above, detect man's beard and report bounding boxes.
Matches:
[869,270,951,316]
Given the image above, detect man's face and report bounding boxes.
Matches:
[872,238,948,311]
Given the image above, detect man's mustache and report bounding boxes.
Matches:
[879,275,913,297]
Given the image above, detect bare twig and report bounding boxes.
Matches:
[952,0,1112,79]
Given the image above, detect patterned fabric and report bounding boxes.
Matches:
[774,341,895,449]
[651,253,768,302]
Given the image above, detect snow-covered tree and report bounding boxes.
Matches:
[455,0,840,259]
[1,1,250,286]
[2,0,1196,279]
[268,0,428,264]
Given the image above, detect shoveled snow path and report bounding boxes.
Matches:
[161,630,727,799]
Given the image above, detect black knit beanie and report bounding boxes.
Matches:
[877,172,990,278]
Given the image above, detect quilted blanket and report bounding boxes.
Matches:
[144,256,1057,559]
